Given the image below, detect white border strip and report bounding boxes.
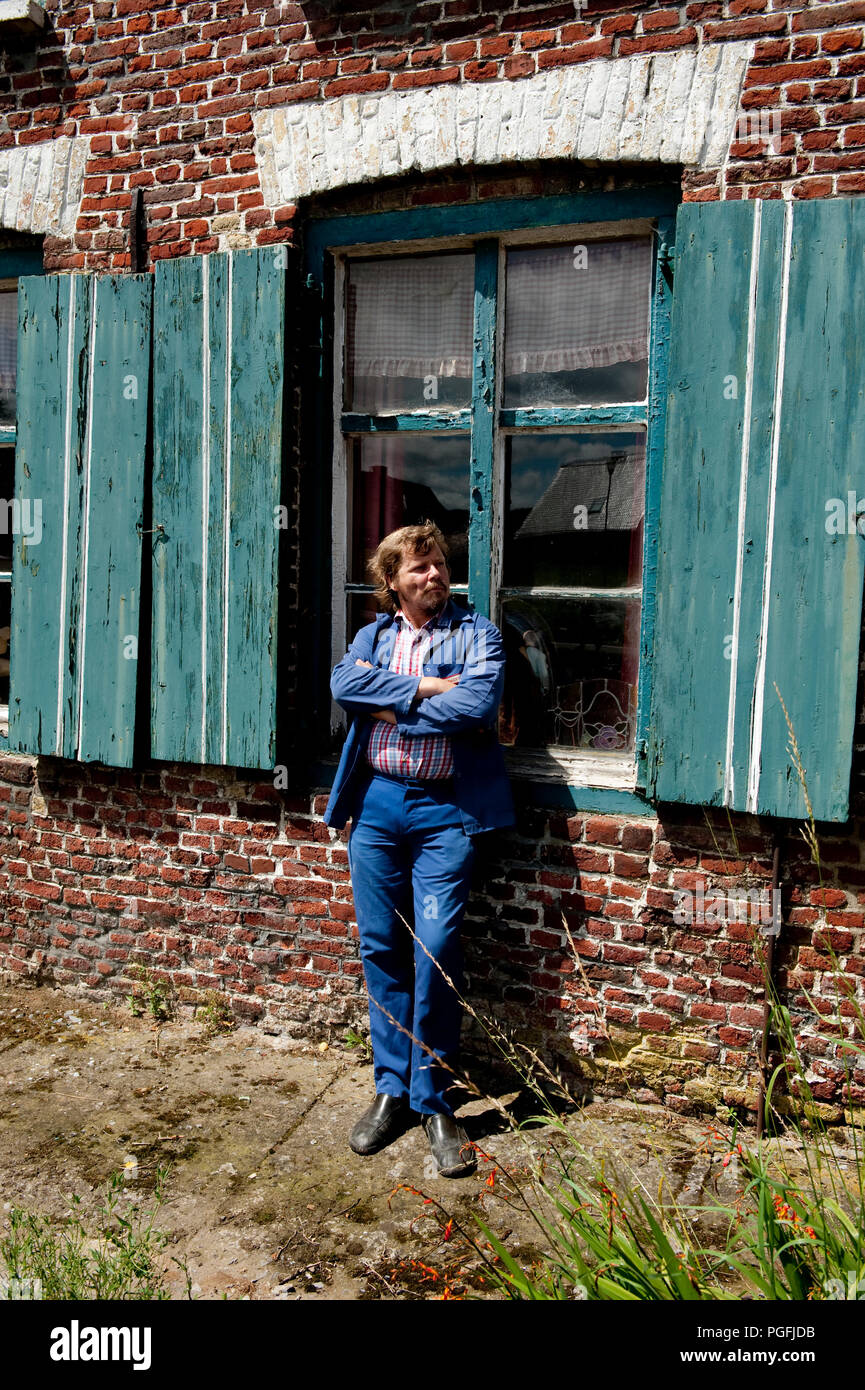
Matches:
[74,275,96,757]
[724,199,761,807]
[200,257,210,761]
[56,274,76,750]
[747,200,793,814]
[330,254,348,734]
[220,252,233,764]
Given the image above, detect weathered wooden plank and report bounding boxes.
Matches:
[152,249,285,769]
[724,200,786,810]
[11,272,149,767]
[340,411,471,432]
[60,277,91,761]
[204,254,230,762]
[13,275,87,758]
[77,274,151,766]
[648,200,756,806]
[152,256,207,762]
[757,197,865,821]
[469,240,497,617]
[224,248,285,769]
[635,214,673,787]
[10,274,76,755]
[500,405,646,429]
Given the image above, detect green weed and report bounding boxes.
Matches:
[0,1168,192,1300]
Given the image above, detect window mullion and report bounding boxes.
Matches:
[339,411,471,432]
[635,213,675,782]
[500,405,647,429]
[468,239,498,617]
[490,237,507,628]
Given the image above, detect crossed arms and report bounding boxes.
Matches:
[330,623,506,736]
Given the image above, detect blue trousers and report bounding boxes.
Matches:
[347,769,476,1115]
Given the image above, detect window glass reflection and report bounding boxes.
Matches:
[499,595,641,752]
[504,431,645,589]
[349,434,470,586]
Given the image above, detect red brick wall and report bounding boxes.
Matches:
[1,2,864,269]
[1,749,863,1119]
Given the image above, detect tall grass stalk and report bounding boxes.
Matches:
[384,696,865,1300]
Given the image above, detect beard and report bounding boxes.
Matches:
[412,584,448,613]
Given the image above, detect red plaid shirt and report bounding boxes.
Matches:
[365,608,455,779]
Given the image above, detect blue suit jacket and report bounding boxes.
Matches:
[324,598,516,836]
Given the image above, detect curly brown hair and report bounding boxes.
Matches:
[367,521,450,615]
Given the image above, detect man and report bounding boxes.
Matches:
[324,522,514,1177]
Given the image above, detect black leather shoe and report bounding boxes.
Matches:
[349,1093,409,1155]
[423,1113,476,1177]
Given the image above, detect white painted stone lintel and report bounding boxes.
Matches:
[254,43,754,206]
[0,137,88,236]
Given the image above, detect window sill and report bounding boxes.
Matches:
[502,745,636,791]
[309,747,655,817]
[502,746,653,817]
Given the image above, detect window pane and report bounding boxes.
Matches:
[0,446,13,569]
[504,431,645,589]
[499,595,640,752]
[503,239,651,406]
[345,253,474,412]
[0,288,17,425]
[0,579,9,717]
[349,435,470,586]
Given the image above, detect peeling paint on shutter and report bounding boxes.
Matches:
[151,249,285,769]
[10,272,150,766]
[648,198,865,823]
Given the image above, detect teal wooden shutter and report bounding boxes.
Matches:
[151,249,286,768]
[10,272,151,766]
[648,198,865,822]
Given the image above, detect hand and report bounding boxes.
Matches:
[416,675,460,698]
[355,659,373,667]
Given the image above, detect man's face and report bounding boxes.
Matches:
[389,543,450,617]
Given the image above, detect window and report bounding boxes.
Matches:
[317,196,674,794]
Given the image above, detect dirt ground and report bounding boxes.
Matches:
[0,980,845,1301]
